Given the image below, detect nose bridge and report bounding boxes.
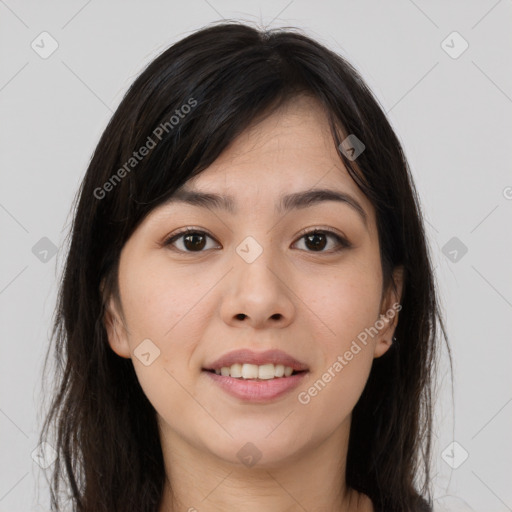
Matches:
[233,233,282,292]
[220,232,295,327]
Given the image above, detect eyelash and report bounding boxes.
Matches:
[162,226,351,254]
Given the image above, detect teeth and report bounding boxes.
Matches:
[213,363,297,379]
[257,364,275,380]
[230,363,242,378]
[274,364,285,377]
[242,363,259,379]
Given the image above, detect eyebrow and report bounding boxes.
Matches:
[167,187,368,226]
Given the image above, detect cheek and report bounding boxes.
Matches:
[120,258,210,423]
[297,347,374,438]
[293,261,381,420]
[304,261,382,347]
[120,255,210,342]
[118,254,217,387]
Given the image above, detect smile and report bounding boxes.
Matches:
[207,362,299,380]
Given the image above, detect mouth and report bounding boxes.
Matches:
[202,349,309,402]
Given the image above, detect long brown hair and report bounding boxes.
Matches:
[39,20,450,511]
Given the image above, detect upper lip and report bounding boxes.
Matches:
[203,349,309,372]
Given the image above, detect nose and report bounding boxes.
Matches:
[220,244,296,330]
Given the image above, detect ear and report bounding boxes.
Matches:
[101,280,131,359]
[373,265,404,359]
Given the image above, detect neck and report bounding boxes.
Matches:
[156,416,372,512]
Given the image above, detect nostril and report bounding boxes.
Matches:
[235,313,246,320]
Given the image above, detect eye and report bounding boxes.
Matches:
[293,228,351,253]
[163,227,351,254]
[163,228,220,253]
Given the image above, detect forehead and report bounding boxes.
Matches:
[169,95,374,222]
[206,94,341,172]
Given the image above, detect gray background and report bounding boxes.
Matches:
[1,1,511,511]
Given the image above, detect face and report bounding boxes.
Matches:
[104,95,403,469]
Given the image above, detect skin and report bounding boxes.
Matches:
[104,94,403,512]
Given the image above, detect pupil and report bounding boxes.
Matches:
[184,233,206,251]
[305,232,326,251]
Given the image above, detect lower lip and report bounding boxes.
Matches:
[203,370,308,403]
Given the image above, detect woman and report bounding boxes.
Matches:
[40,21,449,511]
